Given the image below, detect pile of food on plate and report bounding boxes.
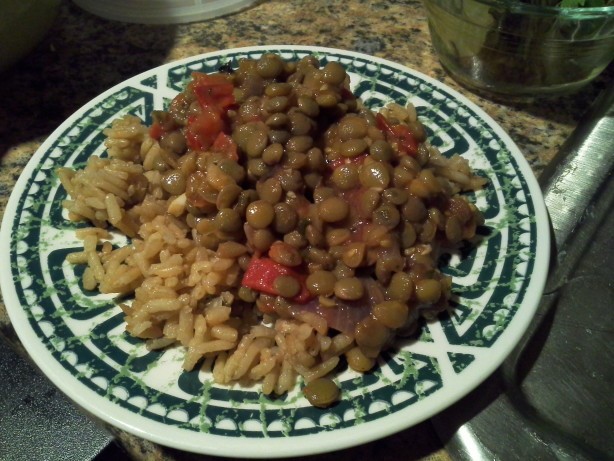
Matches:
[58,53,485,408]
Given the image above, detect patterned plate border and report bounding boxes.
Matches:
[0,45,550,458]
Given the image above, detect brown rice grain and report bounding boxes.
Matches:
[63,200,97,222]
[194,339,236,356]
[275,359,296,394]
[249,349,278,380]
[302,356,340,383]
[84,197,107,210]
[90,177,131,201]
[222,335,254,381]
[146,337,175,350]
[250,325,277,339]
[57,168,76,196]
[294,311,328,335]
[102,245,133,267]
[262,364,280,395]
[212,351,229,383]
[86,254,105,284]
[168,193,187,217]
[321,333,354,360]
[82,267,97,291]
[211,324,239,343]
[100,266,142,293]
[293,350,317,368]
[67,251,89,264]
[231,337,272,380]
[205,304,231,326]
[144,298,183,313]
[162,320,179,338]
[318,335,332,352]
[105,194,123,225]
[177,306,194,346]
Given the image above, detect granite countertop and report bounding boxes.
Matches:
[0,1,611,460]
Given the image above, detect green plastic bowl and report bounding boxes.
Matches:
[0,0,60,73]
[423,0,614,97]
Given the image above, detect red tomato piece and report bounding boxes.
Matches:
[149,122,164,140]
[375,113,418,156]
[391,124,419,156]
[211,132,238,161]
[242,258,312,304]
[375,112,394,135]
[185,107,224,151]
[190,72,235,111]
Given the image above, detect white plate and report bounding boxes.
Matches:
[0,45,550,458]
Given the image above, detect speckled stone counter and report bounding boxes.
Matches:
[0,1,611,460]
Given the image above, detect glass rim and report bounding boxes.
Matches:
[426,0,614,18]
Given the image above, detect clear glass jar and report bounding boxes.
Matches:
[422,0,614,97]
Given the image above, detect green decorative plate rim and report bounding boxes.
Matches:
[0,45,550,458]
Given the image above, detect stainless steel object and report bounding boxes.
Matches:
[0,336,120,460]
[433,85,614,460]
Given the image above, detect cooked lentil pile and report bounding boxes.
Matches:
[59,54,485,407]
